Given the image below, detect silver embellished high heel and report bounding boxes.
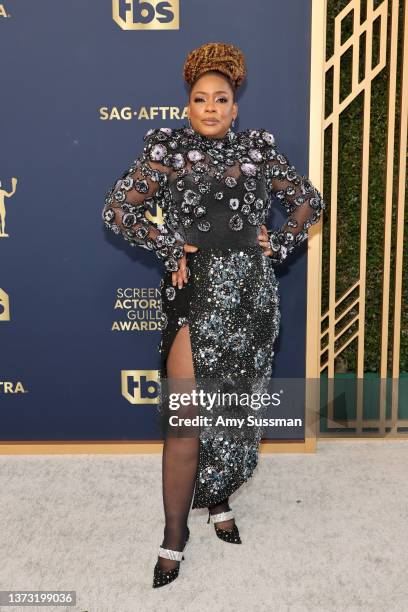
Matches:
[152,526,190,588]
[207,510,242,544]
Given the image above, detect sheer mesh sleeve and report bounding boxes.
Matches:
[102,128,185,272]
[262,132,326,264]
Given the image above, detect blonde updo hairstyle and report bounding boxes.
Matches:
[183,42,247,101]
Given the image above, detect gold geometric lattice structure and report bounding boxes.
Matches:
[307,0,407,438]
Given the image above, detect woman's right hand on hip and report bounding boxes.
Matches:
[172,243,199,289]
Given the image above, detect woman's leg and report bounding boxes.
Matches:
[158,323,199,571]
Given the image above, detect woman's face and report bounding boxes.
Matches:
[187,72,238,139]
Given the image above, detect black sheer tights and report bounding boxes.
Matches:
[158,324,235,572]
[158,323,199,571]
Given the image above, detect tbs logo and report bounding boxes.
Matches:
[122,370,160,404]
[112,0,179,30]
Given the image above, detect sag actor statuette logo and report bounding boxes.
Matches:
[0,177,17,237]
[0,178,17,323]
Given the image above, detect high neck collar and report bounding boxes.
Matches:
[181,123,236,148]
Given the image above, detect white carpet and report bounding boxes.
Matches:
[1,440,408,612]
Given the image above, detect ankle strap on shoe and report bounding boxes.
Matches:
[209,510,234,524]
[158,546,184,561]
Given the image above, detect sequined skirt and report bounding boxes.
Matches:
[158,245,281,509]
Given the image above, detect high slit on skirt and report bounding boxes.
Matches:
[157,245,281,509]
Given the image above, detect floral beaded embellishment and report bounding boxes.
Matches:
[103,124,326,269]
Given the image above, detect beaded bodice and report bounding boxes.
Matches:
[102,124,326,271]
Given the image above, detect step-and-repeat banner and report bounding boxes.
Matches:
[0,0,313,441]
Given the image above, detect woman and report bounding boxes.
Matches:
[102,42,326,588]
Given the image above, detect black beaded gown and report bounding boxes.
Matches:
[102,124,326,510]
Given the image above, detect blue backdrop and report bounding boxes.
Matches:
[0,0,312,441]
